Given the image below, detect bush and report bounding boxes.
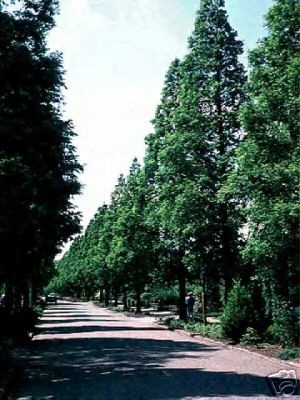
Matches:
[111,306,124,312]
[150,286,179,307]
[221,280,268,343]
[162,317,223,340]
[221,281,252,342]
[240,327,261,346]
[277,347,300,360]
[273,303,300,347]
[0,307,40,343]
[265,322,282,344]
[168,319,185,330]
[185,322,223,340]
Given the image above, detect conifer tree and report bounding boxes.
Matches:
[108,160,153,313]
[222,0,299,311]
[0,0,82,309]
[153,0,246,317]
[144,59,187,316]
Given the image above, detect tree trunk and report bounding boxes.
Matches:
[104,287,110,307]
[99,288,104,303]
[201,272,207,325]
[5,281,14,313]
[221,206,234,304]
[136,289,141,314]
[14,286,22,311]
[123,290,128,311]
[215,56,234,304]
[114,288,118,307]
[224,274,233,304]
[23,282,30,310]
[28,280,33,308]
[178,269,187,320]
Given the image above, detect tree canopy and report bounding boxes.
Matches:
[48,0,300,344]
[0,0,82,311]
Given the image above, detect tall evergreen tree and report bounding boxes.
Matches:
[0,0,82,309]
[144,59,186,316]
[152,0,246,317]
[108,160,154,313]
[222,0,299,311]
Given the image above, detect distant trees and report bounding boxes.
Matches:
[54,0,299,344]
[0,0,82,313]
[54,160,155,313]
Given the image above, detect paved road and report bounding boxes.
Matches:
[15,301,299,400]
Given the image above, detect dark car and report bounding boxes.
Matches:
[46,293,57,304]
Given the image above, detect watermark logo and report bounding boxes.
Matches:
[267,370,298,397]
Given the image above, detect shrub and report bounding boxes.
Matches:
[0,307,40,343]
[221,281,252,342]
[273,303,300,347]
[112,306,124,312]
[265,322,282,344]
[277,347,300,360]
[150,286,179,307]
[240,327,261,346]
[168,319,185,330]
[186,322,223,340]
[221,280,268,342]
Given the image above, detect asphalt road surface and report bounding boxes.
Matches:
[14,301,300,400]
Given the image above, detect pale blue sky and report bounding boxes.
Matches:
[48,0,273,246]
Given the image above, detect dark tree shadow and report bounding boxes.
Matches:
[14,304,299,399]
[16,336,299,399]
[40,318,125,324]
[15,336,298,399]
[37,325,166,335]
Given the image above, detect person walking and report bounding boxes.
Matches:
[186,292,195,319]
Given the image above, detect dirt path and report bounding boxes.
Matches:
[14,301,299,399]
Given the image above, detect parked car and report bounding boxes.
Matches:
[46,293,57,304]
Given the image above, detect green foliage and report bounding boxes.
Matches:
[149,286,179,306]
[49,0,298,349]
[163,317,223,340]
[265,322,282,345]
[272,303,300,347]
[167,318,186,330]
[0,307,40,343]
[277,348,300,361]
[240,328,261,346]
[221,0,300,311]
[186,322,223,340]
[221,280,268,343]
[0,0,82,312]
[143,0,247,319]
[221,281,252,342]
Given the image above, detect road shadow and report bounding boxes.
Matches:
[36,325,166,335]
[15,304,299,399]
[42,313,103,318]
[15,336,296,399]
[40,318,125,324]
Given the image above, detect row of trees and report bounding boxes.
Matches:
[53,0,299,339]
[0,0,82,316]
